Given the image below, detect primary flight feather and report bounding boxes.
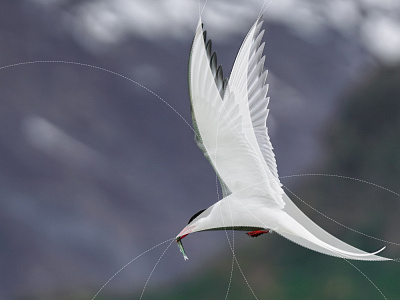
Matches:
[176,18,389,262]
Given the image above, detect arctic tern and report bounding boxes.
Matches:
[176,17,389,262]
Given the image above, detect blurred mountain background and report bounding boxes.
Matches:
[0,0,400,299]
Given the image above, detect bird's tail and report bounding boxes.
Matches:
[276,193,391,261]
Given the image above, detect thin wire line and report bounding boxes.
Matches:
[343,258,387,300]
[0,60,195,133]
[200,0,208,18]
[139,239,175,300]
[259,0,275,19]
[91,237,175,300]
[282,181,400,247]
[280,173,400,198]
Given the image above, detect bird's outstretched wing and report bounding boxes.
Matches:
[190,23,231,198]
[247,21,279,180]
[189,19,284,208]
[228,18,279,181]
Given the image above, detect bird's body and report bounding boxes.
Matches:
[176,17,390,262]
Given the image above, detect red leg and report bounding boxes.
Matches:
[246,230,270,237]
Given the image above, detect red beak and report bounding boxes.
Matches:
[177,225,195,239]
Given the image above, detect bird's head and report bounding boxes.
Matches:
[176,209,206,260]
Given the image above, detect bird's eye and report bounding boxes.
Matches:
[188,209,206,224]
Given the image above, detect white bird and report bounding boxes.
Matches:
[176,17,390,262]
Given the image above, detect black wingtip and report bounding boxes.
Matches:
[200,23,228,100]
[216,65,223,82]
[210,52,218,75]
[222,78,228,91]
[206,39,212,59]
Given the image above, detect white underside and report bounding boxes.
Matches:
[184,193,389,261]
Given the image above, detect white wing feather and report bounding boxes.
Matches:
[224,18,283,201]
[189,19,284,209]
[247,21,280,180]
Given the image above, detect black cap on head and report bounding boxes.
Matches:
[188,209,206,224]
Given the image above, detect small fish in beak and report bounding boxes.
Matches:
[176,236,188,260]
